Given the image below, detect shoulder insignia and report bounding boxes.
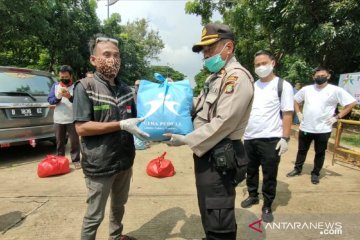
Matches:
[227,75,239,82]
[224,81,236,94]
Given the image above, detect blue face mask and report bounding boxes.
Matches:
[203,44,228,73]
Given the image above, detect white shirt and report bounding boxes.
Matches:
[54,84,75,124]
[295,84,356,133]
[244,77,294,140]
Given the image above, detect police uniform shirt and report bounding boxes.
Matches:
[184,56,254,157]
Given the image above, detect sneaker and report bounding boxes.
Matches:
[286,169,301,177]
[261,207,274,223]
[241,196,259,208]
[120,235,137,240]
[311,174,319,184]
[73,162,81,170]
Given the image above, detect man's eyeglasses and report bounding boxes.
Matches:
[96,37,119,46]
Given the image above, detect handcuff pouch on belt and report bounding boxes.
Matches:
[211,138,237,173]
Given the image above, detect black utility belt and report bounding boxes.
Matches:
[211,138,237,173]
[211,138,248,186]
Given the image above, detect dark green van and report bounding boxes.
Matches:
[0,66,56,148]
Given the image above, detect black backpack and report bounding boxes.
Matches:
[278,78,284,119]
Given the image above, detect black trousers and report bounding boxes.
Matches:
[54,123,80,162]
[193,140,246,240]
[294,130,331,176]
[244,138,280,208]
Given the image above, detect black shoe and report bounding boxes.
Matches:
[311,174,319,184]
[241,196,259,208]
[261,207,274,222]
[286,169,301,177]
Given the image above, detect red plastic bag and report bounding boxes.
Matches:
[146,152,175,178]
[37,155,71,178]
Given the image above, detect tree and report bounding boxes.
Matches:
[0,0,49,67]
[123,19,164,61]
[0,0,101,78]
[101,14,164,85]
[193,68,210,96]
[185,0,217,25]
[0,0,164,83]
[280,55,313,85]
[42,0,101,76]
[185,0,360,87]
[145,66,186,82]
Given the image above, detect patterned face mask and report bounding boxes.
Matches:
[96,57,120,79]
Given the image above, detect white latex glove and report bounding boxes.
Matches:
[275,138,288,156]
[296,112,304,123]
[164,134,187,146]
[119,118,149,140]
[326,116,338,125]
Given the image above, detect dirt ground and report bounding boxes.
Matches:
[1,128,360,240]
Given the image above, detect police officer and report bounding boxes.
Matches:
[165,23,254,240]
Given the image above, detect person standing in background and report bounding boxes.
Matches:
[241,50,294,223]
[287,66,357,184]
[293,82,302,125]
[48,65,81,169]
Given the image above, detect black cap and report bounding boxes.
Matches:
[192,23,234,53]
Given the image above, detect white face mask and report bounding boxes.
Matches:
[255,64,273,78]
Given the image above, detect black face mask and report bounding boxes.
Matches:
[60,79,71,85]
[314,77,328,85]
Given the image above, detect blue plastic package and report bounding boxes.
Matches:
[136,73,193,141]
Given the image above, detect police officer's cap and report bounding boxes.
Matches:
[192,23,234,53]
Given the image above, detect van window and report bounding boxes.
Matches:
[0,70,53,96]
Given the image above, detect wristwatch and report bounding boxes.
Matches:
[282,137,290,142]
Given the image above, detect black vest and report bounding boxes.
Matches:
[77,74,136,177]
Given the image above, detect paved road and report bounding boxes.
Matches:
[0,135,359,240]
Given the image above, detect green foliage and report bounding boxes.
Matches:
[101,16,164,85]
[185,0,360,87]
[0,0,164,84]
[278,0,360,74]
[101,13,123,37]
[123,19,164,61]
[117,37,148,85]
[349,106,360,121]
[280,55,313,85]
[193,68,210,96]
[145,66,186,82]
[341,134,360,148]
[0,0,100,78]
[185,0,216,25]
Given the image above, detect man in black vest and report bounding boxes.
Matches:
[73,35,148,240]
